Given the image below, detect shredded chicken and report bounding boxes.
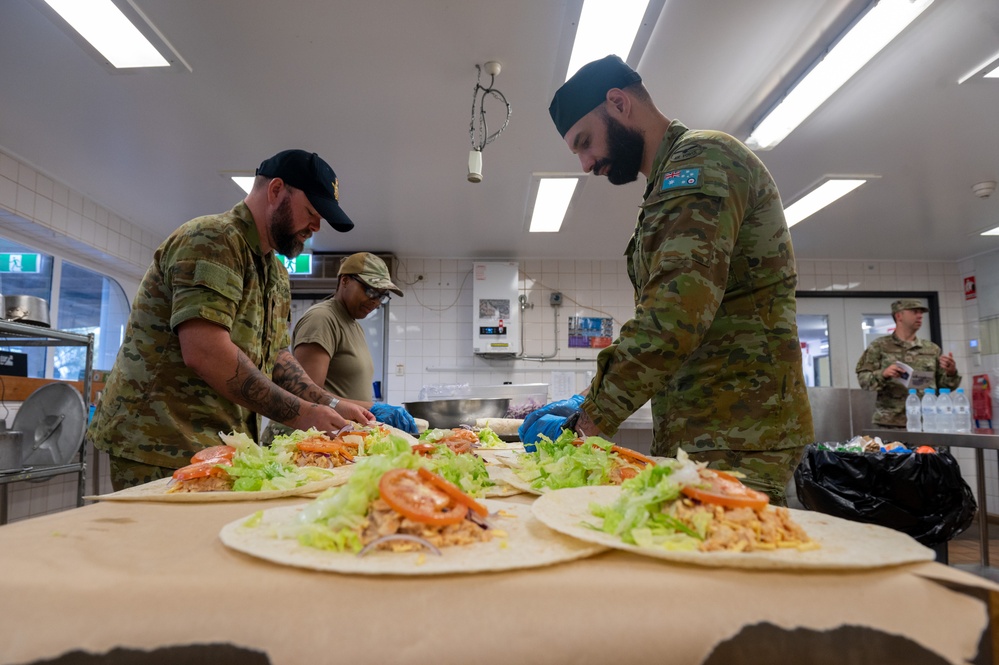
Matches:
[291,450,348,469]
[358,498,492,551]
[668,498,815,552]
[165,474,234,493]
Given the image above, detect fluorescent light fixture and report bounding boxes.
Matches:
[981,226,999,236]
[529,178,579,232]
[231,176,255,194]
[44,0,171,68]
[958,49,999,83]
[747,0,933,150]
[784,178,867,227]
[565,0,650,81]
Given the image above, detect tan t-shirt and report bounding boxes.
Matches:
[292,298,374,401]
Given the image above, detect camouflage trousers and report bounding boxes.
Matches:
[683,447,805,507]
[108,455,173,492]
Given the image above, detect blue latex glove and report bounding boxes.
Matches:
[518,395,584,450]
[370,402,419,434]
[519,414,572,451]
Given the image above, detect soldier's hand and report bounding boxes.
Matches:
[289,402,350,435]
[940,352,957,375]
[335,401,376,426]
[882,364,903,379]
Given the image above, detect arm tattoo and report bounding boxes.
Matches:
[272,349,326,403]
[225,351,301,422]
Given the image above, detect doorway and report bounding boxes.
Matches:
[795,292,941,388]
[290,295,388,400]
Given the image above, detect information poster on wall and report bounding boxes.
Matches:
[568,316,613,349]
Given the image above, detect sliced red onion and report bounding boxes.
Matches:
[357,534,442,557]
[334,423,355,437]
[467,511,491,530]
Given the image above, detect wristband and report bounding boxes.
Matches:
[327,397,340,409]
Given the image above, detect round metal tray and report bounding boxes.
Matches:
[14,383,87,466]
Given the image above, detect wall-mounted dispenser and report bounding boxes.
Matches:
[472,262,520,357]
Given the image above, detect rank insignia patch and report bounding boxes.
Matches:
[667,145,703,162]
[661,168,700,191]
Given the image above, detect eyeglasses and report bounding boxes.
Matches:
[348,275,391,305]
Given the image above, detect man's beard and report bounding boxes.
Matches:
[270,195,304,257]
[593,113,644,185]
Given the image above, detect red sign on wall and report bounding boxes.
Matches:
[965,276,977,300]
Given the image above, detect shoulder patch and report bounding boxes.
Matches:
[660,168,700,192]
[667,145,704,162]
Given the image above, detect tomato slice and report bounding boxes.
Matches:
[417,467,488,517]
[172,460,231,481]
[378,468,468,525]
[411,443,436,456]
[681,469,770,510]
[297,437,343,454]
[611,445,656,467]
[569,438,657,469]
[190,445,235,464]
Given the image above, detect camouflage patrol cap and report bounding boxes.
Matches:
[891,299,929,314]
[338,253,403,297]
[549,54,642,138]
[256,149,354,233]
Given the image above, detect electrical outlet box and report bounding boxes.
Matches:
[550,291,563,306]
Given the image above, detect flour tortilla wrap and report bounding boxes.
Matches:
[219,499,606,575]
[532,486,936,570]
[86,466,354,503]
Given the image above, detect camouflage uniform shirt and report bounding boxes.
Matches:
[581,120,814,458]
[87,202,292,468]
[855,334,961,427]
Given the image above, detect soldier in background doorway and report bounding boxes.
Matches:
[855,298,961,429]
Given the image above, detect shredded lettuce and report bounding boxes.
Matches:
[511,429,619,490]
[280,446,424,552]
[419,444,495,497]
[589,456,707,550]
[475,427,505,448]
[214,430,333,491]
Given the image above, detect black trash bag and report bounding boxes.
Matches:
[794,443,977,547]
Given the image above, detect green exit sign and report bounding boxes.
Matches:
[0,253,40,273]
[277,253,312,275]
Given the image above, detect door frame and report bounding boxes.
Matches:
[796,290,942,346]
[796,290,942,388]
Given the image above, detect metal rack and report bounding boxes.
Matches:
[0,319,93,524]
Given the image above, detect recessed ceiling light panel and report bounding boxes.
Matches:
[38,0,191,73]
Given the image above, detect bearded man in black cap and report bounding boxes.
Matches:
[89,149,375,490]
[521,55,813,505]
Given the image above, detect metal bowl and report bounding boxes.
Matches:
[402,398,511,429]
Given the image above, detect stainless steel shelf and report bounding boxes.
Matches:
[0,320,93,524]
[0,463,84,485]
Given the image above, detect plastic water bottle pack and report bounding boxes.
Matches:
[953,388,971,433]
[905,389,922,432]
[921,389,937,433]
[936,388,954,433]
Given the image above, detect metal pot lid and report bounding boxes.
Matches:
[13,383,87,466]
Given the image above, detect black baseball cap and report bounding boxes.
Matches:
[549,54,643,138]
[255,149,354,232]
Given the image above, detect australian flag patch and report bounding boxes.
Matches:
[661,168,700,191]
